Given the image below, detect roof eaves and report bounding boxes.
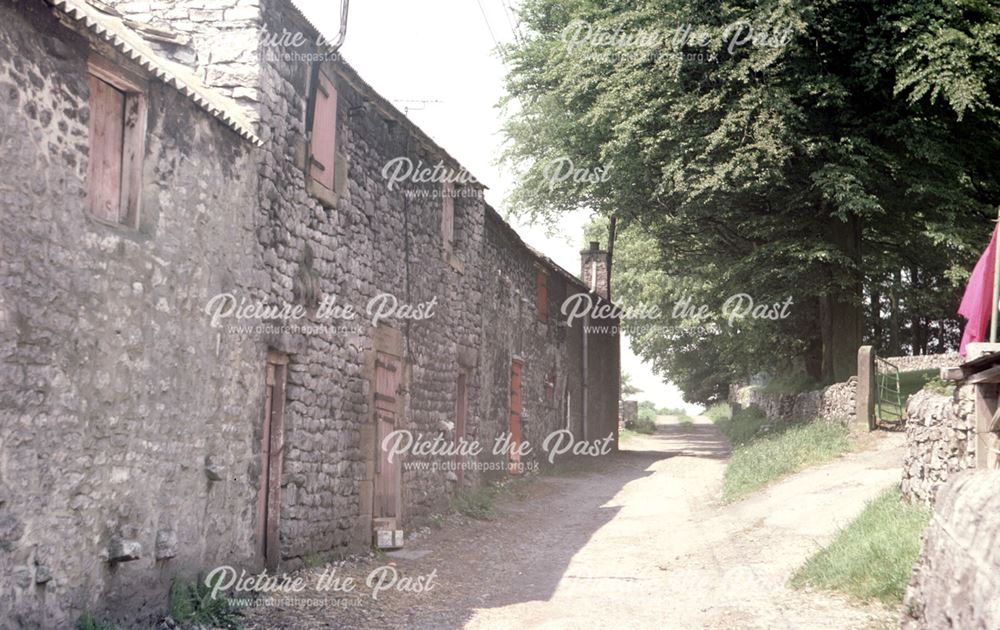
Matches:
[48,0,262,146]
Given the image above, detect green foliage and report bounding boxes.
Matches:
[451,485,500,520]
[713,406,770,448]
[712,408,851,499]
[633,415,657,434]
[634,405,658,433]
[620,372,641,397]
[302,553,327,569]
[76,614,116,630]
[169,575,242,630]
[723,421,851,500]
[657,406,687,416]
[705,403,732,423]
[504,0,1000,401]
[922,376,956,396]
[619,427,636,441]
[791,487,931,603]
[760,373,819,396]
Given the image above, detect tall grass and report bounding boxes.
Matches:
[713,406,852,501]
[791,487,931,603]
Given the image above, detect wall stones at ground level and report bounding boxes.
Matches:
[902,470,1000,629]
[900,387,975,506]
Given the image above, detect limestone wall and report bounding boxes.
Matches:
[900,387,976,506]
[0,3,263,627]
[881,352,960,372]
[728,377,856,425]
[0,0,622,625]
[902,470,1000,629]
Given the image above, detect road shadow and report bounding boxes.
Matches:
[623,420,732,460]
[242,419,731,629]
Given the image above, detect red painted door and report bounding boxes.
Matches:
[258,352,287,570]
[375,351,402,520]
[509,360,522,474]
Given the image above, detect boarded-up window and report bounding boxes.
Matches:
[441,183,455,254]
[536,268,548,321]
[87,56,146,227]
[309,72,337,193]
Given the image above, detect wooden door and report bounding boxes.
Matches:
[258,352,287,570]
[455,370,468,484]
[374,351,402,520]
[509,360,522,474]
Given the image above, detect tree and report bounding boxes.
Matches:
[504,0,1000,401]
[620,372,641,398]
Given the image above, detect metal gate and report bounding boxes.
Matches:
[874,355,904,426]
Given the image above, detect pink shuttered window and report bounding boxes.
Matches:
[441,183,455,253]
[309,72,337,192]
[87,76,125,222]
[86,56,146,228]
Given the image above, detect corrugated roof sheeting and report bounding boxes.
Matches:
[48,0,261,145]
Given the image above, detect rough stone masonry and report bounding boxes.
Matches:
[0,0,621,626]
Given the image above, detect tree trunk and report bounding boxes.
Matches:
[802,297,824,382]
[889,269,901,355]
[820,213,863,384]
[870,285,882,348]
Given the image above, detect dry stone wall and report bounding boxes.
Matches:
[728,377,856,425]
[902,470,1000,629]
[882,352,960,372]
[900,387,976,506]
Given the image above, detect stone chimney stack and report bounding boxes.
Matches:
[581,241,610,300]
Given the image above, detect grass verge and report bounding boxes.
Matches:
[713,406,852,501]
[791,486,931,603]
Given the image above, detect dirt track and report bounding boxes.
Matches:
[244,415,905,629]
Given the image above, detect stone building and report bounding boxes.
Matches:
[0,0,620,626]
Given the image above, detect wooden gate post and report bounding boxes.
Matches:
[856,345,875,430]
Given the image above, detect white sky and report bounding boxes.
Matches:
[295,0,700,413]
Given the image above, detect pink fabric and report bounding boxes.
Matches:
[958,225,999,356]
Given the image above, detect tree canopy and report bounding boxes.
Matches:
[504,0,1000,403]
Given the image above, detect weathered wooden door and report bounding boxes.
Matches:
[509,360,523,473]
[455,370,468,484]
[258,352,287,570]
[374,351,402,521]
